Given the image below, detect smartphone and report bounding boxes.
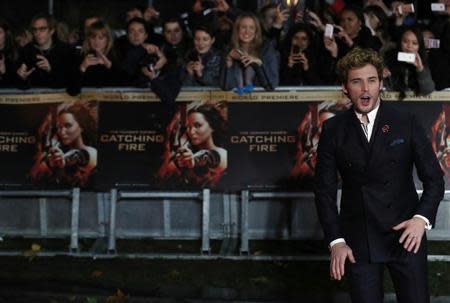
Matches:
[188,50,200,62]
[399,3,414,15]
[397,52,416,63]
[303,8,312,23]
[235,48,245,57]
[292,45,301,54]
[425,38,440,49]
[87,50,97,57]
[324,24,334,38]
[431,3,446,11]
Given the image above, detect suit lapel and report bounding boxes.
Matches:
[368,102,392,165]
[348,110,370,155]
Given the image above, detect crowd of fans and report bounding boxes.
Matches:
[1,0,450,101]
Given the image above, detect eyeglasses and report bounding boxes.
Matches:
[31,26,49,33]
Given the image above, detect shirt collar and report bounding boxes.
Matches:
[354,100,380,124]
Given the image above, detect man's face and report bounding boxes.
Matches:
[342,64,383,114]
[128,22,148,46]
[31,18,54,47]
[164,22,183,46]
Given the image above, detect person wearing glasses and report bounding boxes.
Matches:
[16,13,76,90]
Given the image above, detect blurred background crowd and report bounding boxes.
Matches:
[0,0,449,100]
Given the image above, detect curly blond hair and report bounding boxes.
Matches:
[337,47,384,83]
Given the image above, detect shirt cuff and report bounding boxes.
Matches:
[329,238,346,249]
[413,214,432,230]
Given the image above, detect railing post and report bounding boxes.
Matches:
[240,190,250,255]
[70,188,80,253]
[201,188,211,254]
[108,189,118,254]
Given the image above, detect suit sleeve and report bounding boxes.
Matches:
[411,114,445,226]
[314,120,342,244]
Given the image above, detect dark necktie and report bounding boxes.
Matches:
[361,113,369,140]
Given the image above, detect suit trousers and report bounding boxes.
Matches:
[347,244,429,303]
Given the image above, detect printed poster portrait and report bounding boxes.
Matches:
[29,101,98,188]
[157,100,228,189]
[289,99,351,183]
[430,103,450,184]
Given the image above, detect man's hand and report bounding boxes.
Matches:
[0,55,6,75]
[393,217,426,253]
[323,36,338,58]
[273,5,290,29]
[17,63,35,80]
[214,0,230,13]
[36,55,51,72]
[330,242,356,281]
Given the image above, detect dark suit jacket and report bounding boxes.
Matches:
[315,101,444,263]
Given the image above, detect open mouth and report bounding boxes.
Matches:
[360,95,371,104]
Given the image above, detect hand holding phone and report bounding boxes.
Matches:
[292,45,301,54]
[425,38,440,49]
[431,3,446,11]
[188,50,200,62]
[324,24,334,38]
[397,52,416,63]
[399,3,414,15]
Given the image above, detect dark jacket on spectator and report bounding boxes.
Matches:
[161,40,191,72]
[0,49,18,88]
[183,48,222,87]
[77,52,122,87]
[16,40,76,89]
[280,47,321,86]
[429,48,450,91]
[384,49,435,97]
[118,43,149,87]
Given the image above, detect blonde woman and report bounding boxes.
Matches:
[78,20,120,87]
[220,13,279,91]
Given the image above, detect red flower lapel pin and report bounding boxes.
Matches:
[382,124,390,134]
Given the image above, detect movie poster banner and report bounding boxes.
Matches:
[0,93,98,189]
[213,91,351,190]
[95,91,229,190]
[1,90,450,191]
[212,90,450,190]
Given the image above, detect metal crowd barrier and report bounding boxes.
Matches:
[239,189,450,255]
[0,188,81,253]
[107,188,211,254]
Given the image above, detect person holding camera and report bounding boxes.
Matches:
[280,23,321,86]
[310,5,381,84]
[183,26,222,87]
[335,5,381,55]
[383,26,435,99]
[115,18,179,116]
[259,3,290,49]
[77,20,121,88]
[0,19,18,88]
[117,17,165,87]
[16,13,76,90]
[220,13,279,91]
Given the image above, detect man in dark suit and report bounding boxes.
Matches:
[314,47,444,303]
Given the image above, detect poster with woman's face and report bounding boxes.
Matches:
[156,100,228,189]
[28,101,98,188]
